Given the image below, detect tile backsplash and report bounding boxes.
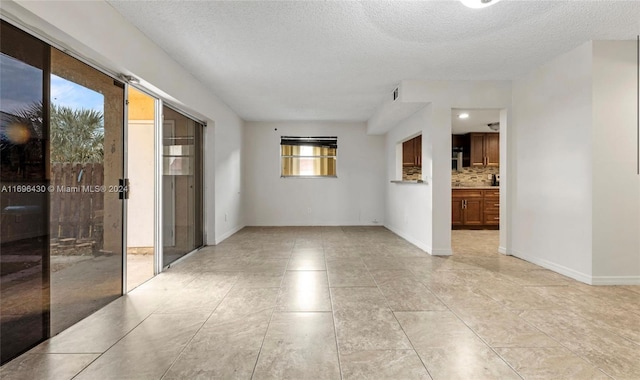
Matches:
[452,166,499,186]
[403,166,422,181]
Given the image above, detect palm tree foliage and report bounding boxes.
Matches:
[50,104,104,163]
[2,102,104,168]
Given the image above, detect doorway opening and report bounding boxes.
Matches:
[125,87,157,291]
[450,108,501,255]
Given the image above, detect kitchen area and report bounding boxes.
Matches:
[451,109,501,230]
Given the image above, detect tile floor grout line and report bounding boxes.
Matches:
[249,245,293,379]
[366,261,435,380]
[69,309,158,380]
[541,292,640,348]
[510,308,626,379]
[425,284,526,379]
[463,273,628,377]
[66,353,102,380]
[431,276,605,380]
[324,245,344,380]
[158,273,240,380]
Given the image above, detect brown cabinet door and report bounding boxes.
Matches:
[463,198,484,225]
[403,139,415,166]
[485,133,500,166]
[452,199,463,226]
[415,137,422,166]
[469,133,485,166]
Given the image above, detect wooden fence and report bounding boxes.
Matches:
[50,163,103,246]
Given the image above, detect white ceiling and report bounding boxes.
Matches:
[107,0,640,122]
[451,109,501,134]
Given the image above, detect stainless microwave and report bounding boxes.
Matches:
[452,151,463,171]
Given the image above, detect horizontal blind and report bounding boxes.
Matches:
[280,136,337,149]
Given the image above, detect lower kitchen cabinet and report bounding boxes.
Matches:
[452,188,499,229]
[451,189,484,227]
[483,189,500,226]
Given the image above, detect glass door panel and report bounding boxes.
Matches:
[49,48,124,335]
[0,20,50,365]
[162,106,203,266]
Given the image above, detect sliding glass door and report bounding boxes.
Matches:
[1,21,125,363]
[48,48,125,335]
[1,19,206,365]
[162,106,203,266]
[0,20,51,366]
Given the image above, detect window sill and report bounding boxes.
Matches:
[281,175,338,179]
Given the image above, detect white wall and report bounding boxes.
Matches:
[2,0,245,245]
[512,40,640,285]
[591,41,640,283]
[511,42,594,282]
[384,106,434,252]
[243,121,385,226]
[213,118,243,243]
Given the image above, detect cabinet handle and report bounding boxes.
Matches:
[494,203,499,207]
[494,217,500,220]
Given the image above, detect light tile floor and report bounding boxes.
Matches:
[2,227,639,379]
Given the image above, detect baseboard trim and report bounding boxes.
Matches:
[590,276,640,285]
[245,222,384,227]
[383,224,452,256]
[429,248,453,256]
[510,249,593,284]
[214,224,245,245]
[384,224,428,252]
[498,246,509,255]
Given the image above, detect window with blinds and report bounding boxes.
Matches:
[280,136,337,177]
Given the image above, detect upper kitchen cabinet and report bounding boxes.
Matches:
[403,135,422,167]
[469,133,499,167]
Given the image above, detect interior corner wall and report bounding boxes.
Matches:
[591,40,640,283]
[3,0,246,246]
[511,41,594,283]
[243,121,385,226]
[384,106,435,252]
[213,117,244,244]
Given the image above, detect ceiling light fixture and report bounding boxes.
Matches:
[458,113,469,119]
[460,0,503,9]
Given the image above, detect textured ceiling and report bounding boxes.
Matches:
[451,109,501,134]
[107,1,640,122]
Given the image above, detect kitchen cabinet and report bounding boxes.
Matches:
[483,188,500,226]
[452,188,499,229]
[451,189,484,227]
[469,133,499,167]
[403,135,422,167]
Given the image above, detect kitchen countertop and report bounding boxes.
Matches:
[451,184,499,190]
